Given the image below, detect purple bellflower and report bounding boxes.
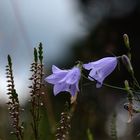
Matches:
[45,65,81,96]
[83,57,117,88]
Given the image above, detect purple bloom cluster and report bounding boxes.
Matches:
[83,57,117,88]
[45,57,117,96]
[45,65,81,96]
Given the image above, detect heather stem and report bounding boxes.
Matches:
[29,44,45,140]
[6,55,23,140]
[110,112,118,140]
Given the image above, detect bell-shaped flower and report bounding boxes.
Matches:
[83,57,117,88]
[45,65,81,96]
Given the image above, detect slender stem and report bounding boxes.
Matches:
[81,74,140,95]
[102,83,126,91]
[132,73,140,89]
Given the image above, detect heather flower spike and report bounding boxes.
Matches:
[45,65,81,96]
[83,57,117,88]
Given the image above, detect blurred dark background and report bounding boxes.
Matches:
[0,0,140,139]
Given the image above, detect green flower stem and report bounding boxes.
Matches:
[81,74,140,95]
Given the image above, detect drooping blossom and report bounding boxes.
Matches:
[45,65,81,96]
[83,57,117,88]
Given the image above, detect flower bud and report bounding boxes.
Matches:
[123,34,130,50]
[121,55,133,74]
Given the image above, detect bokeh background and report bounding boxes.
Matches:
[0,0,140,139]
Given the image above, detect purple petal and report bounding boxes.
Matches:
[83,63,93,70]
[53,83,70,95]
[66,67,81,84]
[59,67,80,84]
[88,69,96,81]
[96,82,102,88]
[46,65,81,96]
[84,57,117,88]
[84,57,117,70]
[52,65,61,73]
[97,58,117,80]
[45,72,67,84]
[69,84,77,96]
[89,69,104,82]
[52,65,68,73]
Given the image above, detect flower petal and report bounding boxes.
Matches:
[89,69,104,82]
[96,82,102,88]
[59,67,80,84]
[52,65,68,73]
[45,72,67,84]
[66,67,81,84]
[69,84,77,96]
[76,81,79,91]
[83,63,93,70]
[53,83,70,95]
[45,65,81,96]
[98,58,117,80]
[84,57,117,70]
[84,57,117,88]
